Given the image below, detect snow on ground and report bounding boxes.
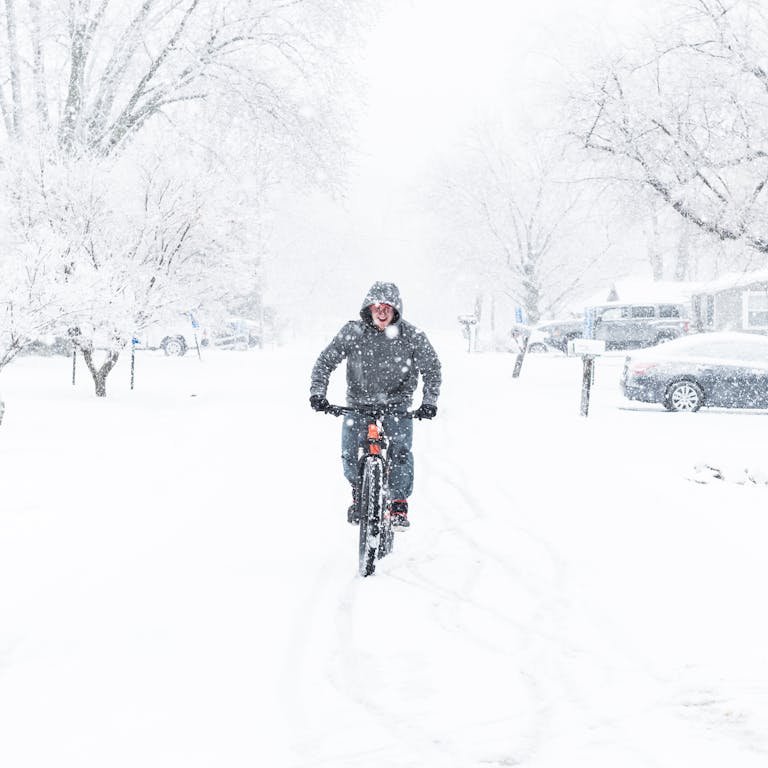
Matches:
[1,338,768,767]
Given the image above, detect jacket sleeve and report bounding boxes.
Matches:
[413,330,442,406]
[310,325,349,397]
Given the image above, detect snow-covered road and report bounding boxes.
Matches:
[1,341,767,767]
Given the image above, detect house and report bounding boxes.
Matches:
[691,268,768,333]
[580,279,701,309]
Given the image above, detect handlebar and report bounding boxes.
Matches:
[325,404,416,419]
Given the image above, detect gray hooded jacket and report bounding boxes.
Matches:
[310,282,442,409]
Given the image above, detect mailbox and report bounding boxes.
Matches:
[568,338,605,356]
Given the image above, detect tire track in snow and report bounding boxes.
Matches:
[304,420,557,765]
[416,419,700,767]
[415,417,679,764]
[411,449,562,763]
[278,549,337,765]
[281,541,396,767]
[325,574,466,768]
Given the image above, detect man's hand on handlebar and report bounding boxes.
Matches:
[309,394,330,412]
[312,400,437,419]
[413,403,437,420]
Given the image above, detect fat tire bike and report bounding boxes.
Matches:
[326,405,415,577]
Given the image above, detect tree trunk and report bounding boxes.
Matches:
[648,208,663,280]
[675,220,690,281]
[29,0,49,133]
[59,18,88,153]
[80,346,120,397]
[522,257,540,325]
[4,0,23,139]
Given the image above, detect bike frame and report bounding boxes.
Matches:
[327,405,413,576]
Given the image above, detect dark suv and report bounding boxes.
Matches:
[592,302,690,349]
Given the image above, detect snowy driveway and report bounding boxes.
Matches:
[1,343,767,767]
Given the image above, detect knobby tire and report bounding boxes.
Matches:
[378,506,394,559]
[359,457,383,577]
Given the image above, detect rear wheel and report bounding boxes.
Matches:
[664,380,704,412]
[358,457,383,576]
[378,509,395,559]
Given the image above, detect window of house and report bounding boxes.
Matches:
[744,291,768,329]
[705,296,715,327]
[630,305,655,318]
[598,307,626,321]
[658,304,681,317]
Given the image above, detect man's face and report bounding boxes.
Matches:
[370,302,395,330]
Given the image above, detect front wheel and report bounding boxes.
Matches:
[358,457,384,576]
[664,380,704,412]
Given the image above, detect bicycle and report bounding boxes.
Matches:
[325,404,415,577]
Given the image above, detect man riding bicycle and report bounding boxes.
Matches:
[309,281,442,530]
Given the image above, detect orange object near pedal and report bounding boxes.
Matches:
[367,423,381,454]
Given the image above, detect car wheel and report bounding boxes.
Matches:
[655,333,677,345]
[664,380,704,412]
[527,342,548,353]
[162,336,186,356]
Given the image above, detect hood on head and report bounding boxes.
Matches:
[360,282,402,325]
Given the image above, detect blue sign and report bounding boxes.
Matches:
[514,306,523,323]
[131,337,140,345]
[190,313,200,329]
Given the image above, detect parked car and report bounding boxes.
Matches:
[593,302,691,349]
[622,331,768,411]
[18,335,71,356]
[528,318,584,353]
[135,313,208,356]
[210,317,262,350]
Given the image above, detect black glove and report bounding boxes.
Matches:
[414,403,437,420]
[310,394,329,412]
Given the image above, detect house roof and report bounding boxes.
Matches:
[578,279,702,309]
[694,268,768,295]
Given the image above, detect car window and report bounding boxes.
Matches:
[599,307,625,321]
[658,304,681,318]
[630,305,655,319]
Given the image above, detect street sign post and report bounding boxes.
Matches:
[190,313,202,359]
[568,338,606,416]
[130,337,139,389]
[457,314,478,353]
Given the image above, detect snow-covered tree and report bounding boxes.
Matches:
[573,0,768,261]
[0,0,363,169]
[436,128,605,326]
[0,0,368,394]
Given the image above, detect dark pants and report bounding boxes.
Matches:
[341,413,414,500]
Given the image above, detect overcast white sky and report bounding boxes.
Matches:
[355,0,657,177]
[284,0,666,331]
